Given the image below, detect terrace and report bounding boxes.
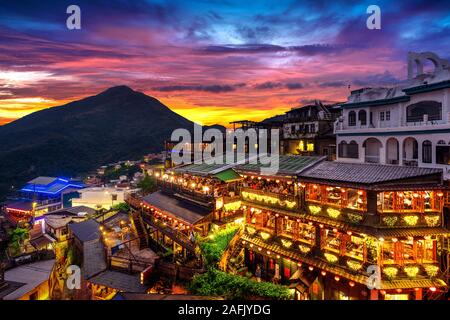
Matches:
[235,155,324,212]
[241,221,446,286]
[158,163,242,207]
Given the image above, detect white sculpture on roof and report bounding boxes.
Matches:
[407,51,450,80]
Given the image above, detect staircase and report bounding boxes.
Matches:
[131,211,148,250]
[218,227,245,273]
[226,241,245,274]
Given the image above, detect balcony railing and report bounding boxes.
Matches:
[365,155,380,164]
[379,212,441,228]
[306,202,367,225]
[159,181,214,206]
[141,213,195,251]
[244,227,443,282]
[403,159,418,167]
[240,187,298,211]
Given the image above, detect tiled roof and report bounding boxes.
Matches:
[68,219,101,242]
[143,191,211,225]
[236,155,324,176]
[47,205,96,217]
[30,234,55,249]
[83,238,107,279]
[300,161,443,185]
[88,270,148,293]
[241,233,369,285]
[376,227,450,238]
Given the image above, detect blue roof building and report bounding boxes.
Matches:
[4,176,85,225]
[20,177,85,196]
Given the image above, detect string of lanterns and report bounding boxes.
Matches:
[240,239,357,288]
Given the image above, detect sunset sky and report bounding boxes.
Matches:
[1,0,450,126]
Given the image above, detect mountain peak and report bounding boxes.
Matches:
[101,85,135,95]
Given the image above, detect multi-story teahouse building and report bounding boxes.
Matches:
[126,161,245,266]
[229,157,449,300]
[128,153,449,300]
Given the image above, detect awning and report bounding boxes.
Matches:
[213,169,242,182]
[30,234,55,249]
[88,270,149,293]
[143,191,211,225]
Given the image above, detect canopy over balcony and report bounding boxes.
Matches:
[142,191,211,225]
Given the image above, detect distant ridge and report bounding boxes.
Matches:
[0,86,224,199]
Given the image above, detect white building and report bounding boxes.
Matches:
[71,187,139,210]
[335,51,450,180]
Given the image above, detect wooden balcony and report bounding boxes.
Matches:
[306,202,367,226]
[378,212,441,228]
[158,181,214,208]
[141,213,195,252]
[240,187,298,211]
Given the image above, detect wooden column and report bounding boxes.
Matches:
[314,226,322,255]
[415,288,423,300]
[370,289,379,300]
[367,191,377,214]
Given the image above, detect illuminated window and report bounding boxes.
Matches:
[385,294,409,300]
[307,143,314,152]
[299,141,305,151]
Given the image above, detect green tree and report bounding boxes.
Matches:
[198,225,239,267]
[188,268,291,300]
[137,175,157,194]
[8,227,29,255]
[111,202,130,212]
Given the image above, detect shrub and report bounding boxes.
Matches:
[111,202,130,212]
[199,225,239,267]
[188,269,291,300]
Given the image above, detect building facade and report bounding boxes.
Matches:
[335,52,450,181]
[221,157,449,300]
[126,163,244,266]
[281,101,341,160]
[3,177,85,225]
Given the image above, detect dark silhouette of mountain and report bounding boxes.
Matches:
[0,85,224,199]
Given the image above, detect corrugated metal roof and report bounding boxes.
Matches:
[88,270,148,293]
[236,155,324,176]
[143,191,211,225]
[27,176,57,185]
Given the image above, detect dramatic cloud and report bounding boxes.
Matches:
[153,83,246,93]
[254,81,303,90]
[319,81,347,88]
[0,0,449,125]
[353,71,401,86]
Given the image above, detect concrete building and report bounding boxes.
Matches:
[0,259,55,300]
[335,52,450,181]
[71,187,139,210]
[3,177,85,225]
[281,101,341,159]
